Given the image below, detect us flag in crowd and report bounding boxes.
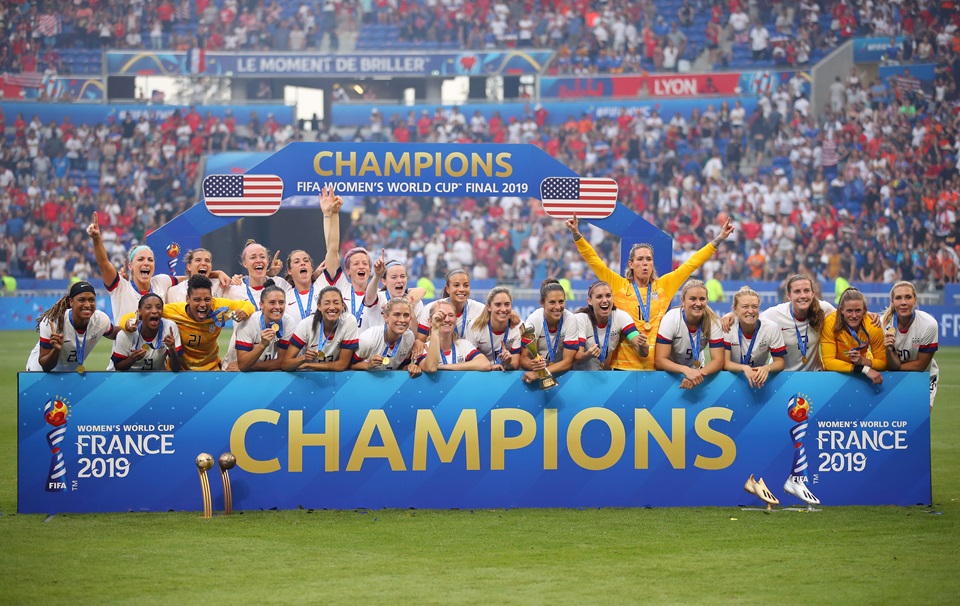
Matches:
[539,177,618,220]
[203,174,284,217]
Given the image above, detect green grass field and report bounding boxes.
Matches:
[1,331,958,604]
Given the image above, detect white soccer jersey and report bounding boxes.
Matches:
[416,337,483,366]
[417,298,485,338]
[111,319,182,371]
[233,310,300,364]
[655,307,724,368]
[760,300,837,371]
[285,276,330,321]
[289,313,360,362]
[574,309,639,371]
[323,268,369,328]
[221,276,293,312]
[27,310,114,372]
[353,326,417,369]
[363,291,425,331]
[722,319,787,367]
[105,274,177,322]
[522,308,580,364]
[464,321,522,364]
[166,279,224,304]
[885,309,939,378]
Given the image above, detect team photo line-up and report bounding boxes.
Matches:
[26,187,938,405]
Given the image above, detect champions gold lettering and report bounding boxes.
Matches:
[229,407,737,473]
[312,151,513,178]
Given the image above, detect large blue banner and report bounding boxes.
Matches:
[106,50,555,77]
[18,372,929,513]
[145,142,674,279]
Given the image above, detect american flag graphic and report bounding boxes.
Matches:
[203,174,284,216]
[539,177,618,220]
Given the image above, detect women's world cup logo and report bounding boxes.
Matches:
[166,243,181,276]
[43,397,70,492]
[784,393,820,506]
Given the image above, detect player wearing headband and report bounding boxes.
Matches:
[111,293,183,371]
[234,281,299,371]
[317,185,372,328]
[352,297,421,377]
[282,286,359,371]
[119,275,254,371]
[758,274,836,371]
[574,281,645,371]
[821,287,887,385]
[87,211,178,322]
[520,279,579,385]
[565,214,734,370]
[418,300,489,372]
[722,286,786,388]
[361,251,426,331]
[881,281,938,407]
[467,286,523,370]
[655,280,725,389]
[27,281,120,372]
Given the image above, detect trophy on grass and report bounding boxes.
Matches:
[522,324,557,390]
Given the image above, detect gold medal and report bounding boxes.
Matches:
[77,364,86,374]
[270,323,279,333]
[141,343,152,351]
[692,360,701,369]
[801,355,807,364]
[381,356,391,365]
[643,321,652,331]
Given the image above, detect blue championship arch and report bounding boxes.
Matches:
[18,372,930,513]
[145,142,674,278]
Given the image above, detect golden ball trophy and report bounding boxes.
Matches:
[218,452,237,515]
[522,324,557,390]
[195,453,214,519]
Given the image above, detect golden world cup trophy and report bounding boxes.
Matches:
[196,453,214,519]
[218,452,237,515]
[522,324,557,390]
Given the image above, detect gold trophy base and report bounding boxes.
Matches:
[538,370,558,390]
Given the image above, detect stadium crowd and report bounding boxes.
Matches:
[4,0,959,76]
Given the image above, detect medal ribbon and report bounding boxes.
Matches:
[69,310,88,367]
[682,310,702,366]
[793,311,808,361]
[294,284,314,320]
[738,320,759,366]
[381,325,401,358]
[210,306,231,328]
[846,324,868,350]
[593,321,612,363]
[350,290,364,324]
[542,316,563,363]
[893,310,915,331]
[315,318,337,352]
[439,341,458,365]
[487,322,506,365]
[633,282,652,323]
[245,280,260,310]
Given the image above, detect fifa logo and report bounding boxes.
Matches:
[43,397,70,492]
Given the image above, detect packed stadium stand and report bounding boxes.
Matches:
[2,0,960,297]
